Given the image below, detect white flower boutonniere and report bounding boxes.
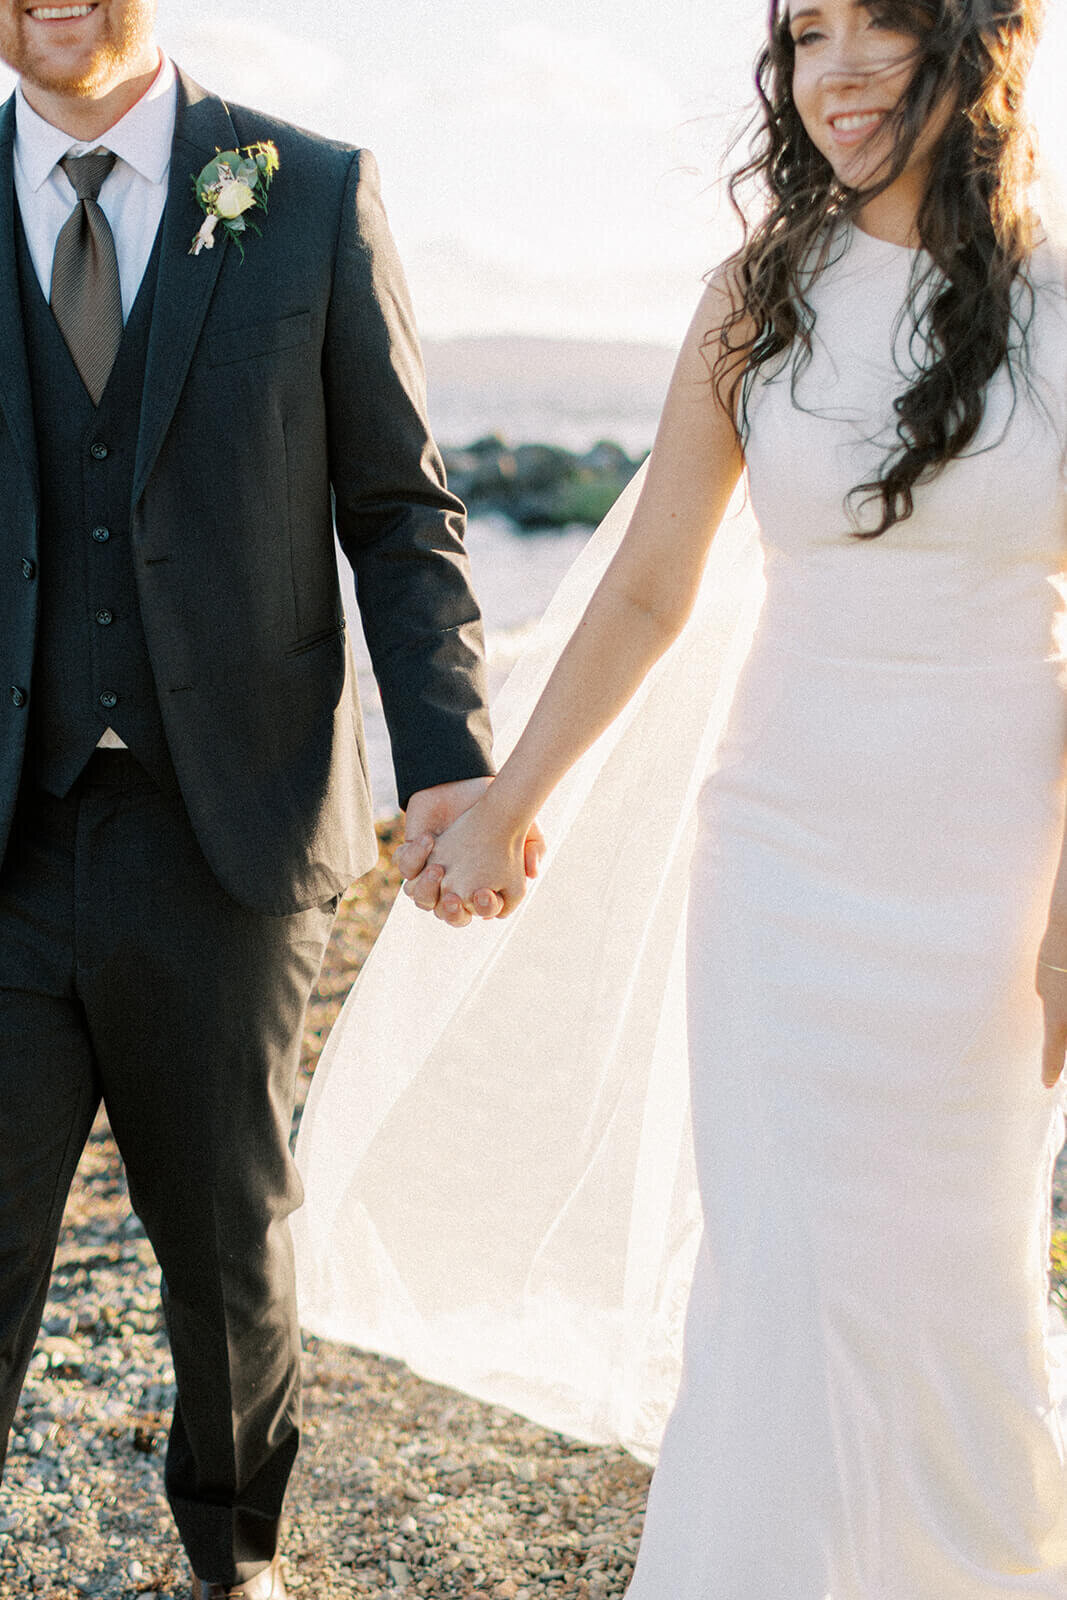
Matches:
[190,141,280,258]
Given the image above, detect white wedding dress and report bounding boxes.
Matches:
[627,226,1067,1596]
[294,224,1067,1596]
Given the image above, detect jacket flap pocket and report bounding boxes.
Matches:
[207,311,312,368]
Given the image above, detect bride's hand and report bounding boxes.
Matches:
[423,801,529,927]
[1037,915,1067,1087]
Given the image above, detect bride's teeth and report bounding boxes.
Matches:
[833,113,883,132]
[29,4,96,18]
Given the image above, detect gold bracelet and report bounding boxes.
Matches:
[1039,961,1067,975]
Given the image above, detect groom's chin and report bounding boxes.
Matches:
[2,0,157,100]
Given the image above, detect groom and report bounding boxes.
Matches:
[0,2,534,1595]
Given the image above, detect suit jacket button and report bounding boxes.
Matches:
[95,609,114,626]
[90,442,109,461]
[99,691,118,710]
[10,687,26,708]
[91,526,111,543]
[20,559,36,580]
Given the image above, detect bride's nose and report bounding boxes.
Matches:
[817,50,883,87]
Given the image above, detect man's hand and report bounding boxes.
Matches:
[395,779,545,928]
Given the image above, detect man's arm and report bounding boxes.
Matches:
[322,148,494,807]
[319,148,543,920]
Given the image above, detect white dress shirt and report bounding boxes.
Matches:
[13,50,177,320]
[13,52,178,750]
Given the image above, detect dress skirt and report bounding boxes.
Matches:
[626,637,1067,1598]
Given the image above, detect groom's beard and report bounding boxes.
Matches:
[0,0,157,100]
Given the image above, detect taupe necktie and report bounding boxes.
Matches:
[50,151,123,406]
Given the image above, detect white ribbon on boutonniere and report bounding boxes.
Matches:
[189,141,280,258]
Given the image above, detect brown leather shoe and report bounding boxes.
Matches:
[191,1552,286,1600]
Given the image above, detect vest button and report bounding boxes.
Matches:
[90,442,109,461]
[10,687,26,708]
[20,559,35,580]
[99,691,118,710]
[95,609,114,626]
[91,526,111,544]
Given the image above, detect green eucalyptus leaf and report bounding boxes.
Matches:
[196,149,243,204]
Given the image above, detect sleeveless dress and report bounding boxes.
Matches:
[626,225,1067,1597]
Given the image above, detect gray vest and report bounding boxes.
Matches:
[16,211,175,796]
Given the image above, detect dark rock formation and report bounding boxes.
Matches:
[442,436,646,531]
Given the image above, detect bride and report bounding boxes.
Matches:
[295,1,1067,1593]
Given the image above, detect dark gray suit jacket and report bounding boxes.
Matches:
[0,71,495,914]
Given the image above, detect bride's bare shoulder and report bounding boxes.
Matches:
[666,259,757,423]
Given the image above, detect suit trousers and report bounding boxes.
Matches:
[0,751,336,1584]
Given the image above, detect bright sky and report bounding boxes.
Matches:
[1,1,1064,345]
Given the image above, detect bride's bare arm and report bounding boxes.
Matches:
[1037,852,1067,1086]
[415,275,750,919]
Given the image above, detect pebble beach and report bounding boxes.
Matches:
[0,823,650,1600]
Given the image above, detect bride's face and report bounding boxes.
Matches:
[789,0,950,199]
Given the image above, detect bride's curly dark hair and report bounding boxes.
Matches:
[713,0,1047,536]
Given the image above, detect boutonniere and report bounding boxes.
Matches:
[189,141,280,258]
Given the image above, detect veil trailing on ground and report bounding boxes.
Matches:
[293,27,1067,1466]
[293,468,764,1464]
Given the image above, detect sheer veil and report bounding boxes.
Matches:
[293,16,1067,1466]
[294,469,764,1463]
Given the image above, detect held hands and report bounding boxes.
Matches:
[395,779,544,928]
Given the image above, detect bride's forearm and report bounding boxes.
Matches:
[1044,850,1067,939]
[469,273,748,848]
[479,576,685,838]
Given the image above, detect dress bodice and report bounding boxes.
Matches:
[742,225,1067,666]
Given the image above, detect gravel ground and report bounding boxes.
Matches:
[0,823,649,1599]
[3,818,1066,1598]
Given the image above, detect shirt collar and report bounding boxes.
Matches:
[14,51,177,194]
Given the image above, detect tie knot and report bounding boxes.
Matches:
[60,150,117,203]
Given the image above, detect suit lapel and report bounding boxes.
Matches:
[0,95,40,512]
[132,72,236,508]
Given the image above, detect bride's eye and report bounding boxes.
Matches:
[865,5,917,35]
[793,26,825,46]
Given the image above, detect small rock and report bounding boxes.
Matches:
[397,1515,418,1535]
[387,1560,412,1588]
[25,1430,46,1455]
[127,1560,145,1580]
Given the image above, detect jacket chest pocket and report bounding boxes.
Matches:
[206,310,312,367]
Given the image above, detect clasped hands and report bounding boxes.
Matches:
[395,778,544,929]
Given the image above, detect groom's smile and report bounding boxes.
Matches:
[0,0,158,133]
[26,5,100,20]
